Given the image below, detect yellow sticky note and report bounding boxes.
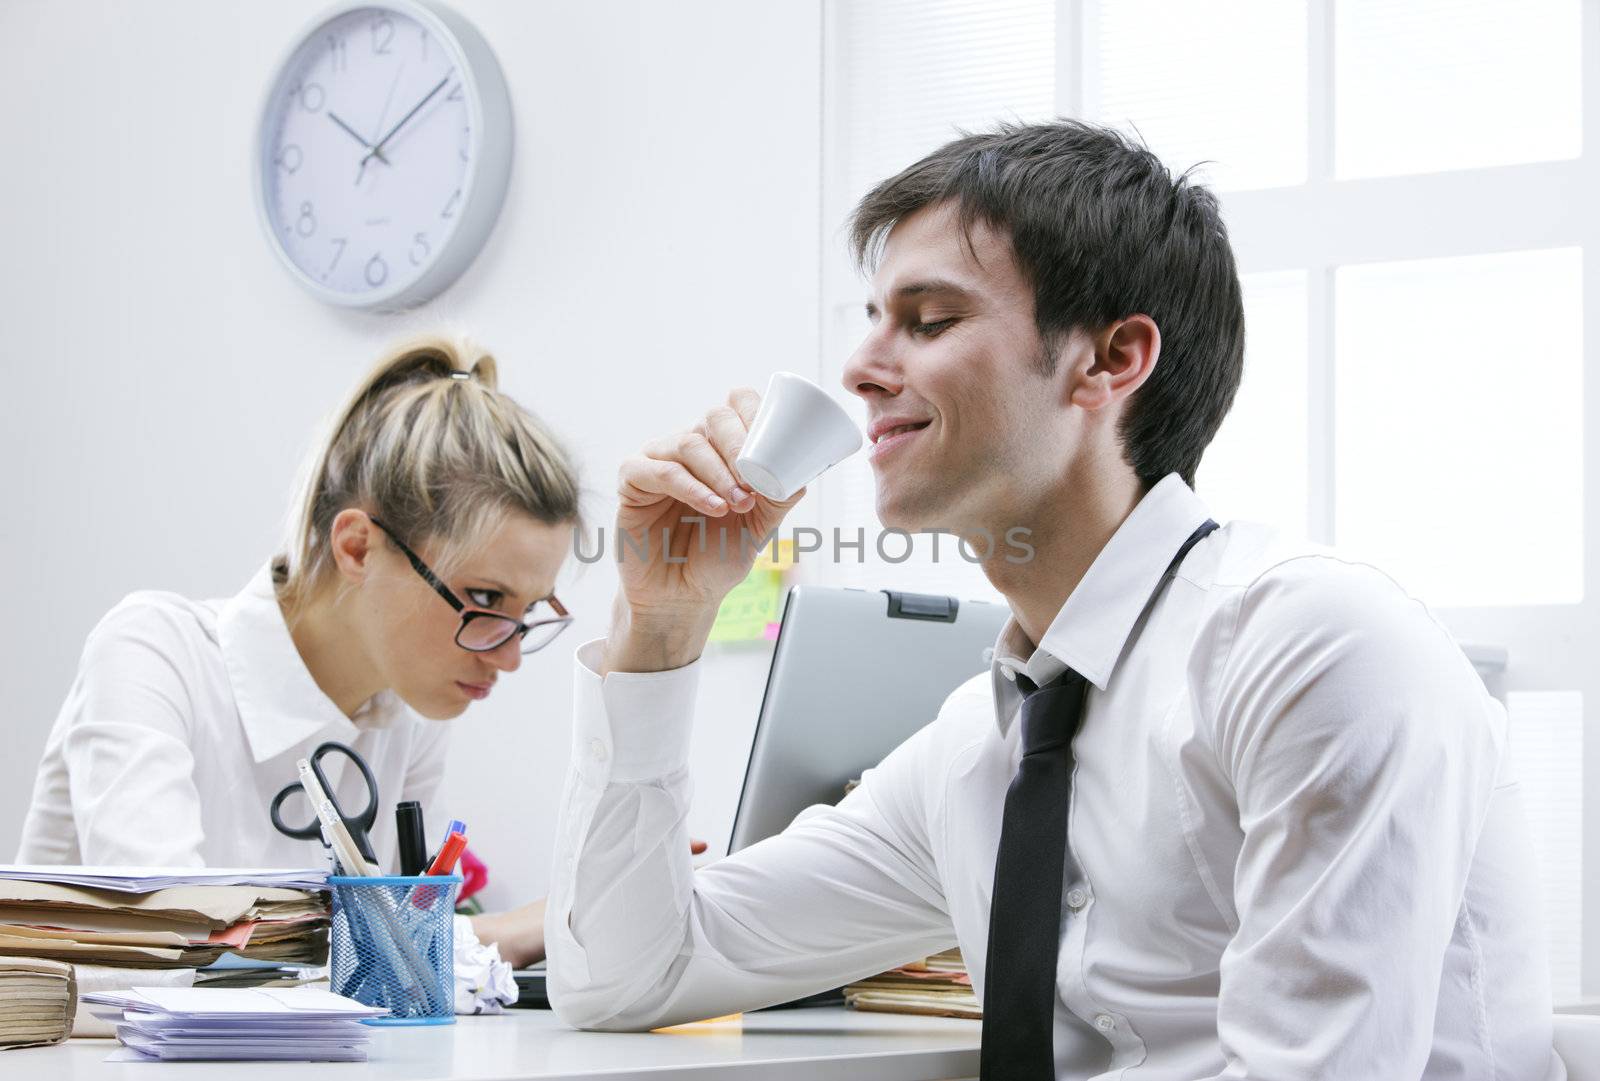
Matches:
[651,1012,743,1032]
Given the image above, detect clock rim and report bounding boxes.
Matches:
[251,0,514,312]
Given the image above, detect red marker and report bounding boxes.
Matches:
[425,831,467,877]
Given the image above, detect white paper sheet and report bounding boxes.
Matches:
[0,865,328,893]
[84,985,385,1018]
[85,985,383,1063]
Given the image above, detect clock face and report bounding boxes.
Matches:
[259,4,479,305]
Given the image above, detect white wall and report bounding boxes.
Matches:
[0,0,822,908]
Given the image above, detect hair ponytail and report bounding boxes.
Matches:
[276,335,581,614]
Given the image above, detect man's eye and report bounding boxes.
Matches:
[466,588,502,609]
[913,318,955,337]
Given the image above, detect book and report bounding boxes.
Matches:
[0,956,76,1049]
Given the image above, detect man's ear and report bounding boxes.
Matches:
[1070,315,1161,412]
[327,509,377,584]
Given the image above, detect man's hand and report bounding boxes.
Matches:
[603,387,805,675]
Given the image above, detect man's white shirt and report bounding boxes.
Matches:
[546,475,1560,1080]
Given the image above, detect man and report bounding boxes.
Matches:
[545,121,1560,1079]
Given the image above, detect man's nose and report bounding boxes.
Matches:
[841,327,904,401]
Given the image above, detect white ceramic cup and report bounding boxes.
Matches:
[734,371,863,502]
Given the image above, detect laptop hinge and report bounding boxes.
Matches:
[883,590,959,622]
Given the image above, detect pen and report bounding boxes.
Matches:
[424,820,468,870]
[298,759,379,875]
[396,801,427,877]
[316,798,371,878]
[425,830,468,876]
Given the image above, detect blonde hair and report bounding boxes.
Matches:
[276,335,582,614]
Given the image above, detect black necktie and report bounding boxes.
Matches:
[979,669,1088,1080]
[979,518,1219,1080]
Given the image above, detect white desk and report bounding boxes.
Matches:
[19,1007,981,1081]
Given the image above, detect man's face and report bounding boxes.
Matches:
[841,200,1073,535]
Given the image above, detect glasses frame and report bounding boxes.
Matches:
[368,516,573,655]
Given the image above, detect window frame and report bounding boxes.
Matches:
[818,0,1599,997]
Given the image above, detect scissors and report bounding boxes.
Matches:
[269,740,380,866]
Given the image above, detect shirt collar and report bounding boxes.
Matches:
[990,474,1213,726]
[217,562,372,764]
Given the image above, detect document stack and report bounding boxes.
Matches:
[0,866,330,970]
[0,865,331,1039]
[844,948,980,1019]
[0,957,76,1048]
[82,986,387,1062]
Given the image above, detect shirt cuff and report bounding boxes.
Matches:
[571,637,701,785]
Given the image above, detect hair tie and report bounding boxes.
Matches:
[450,370,470,381]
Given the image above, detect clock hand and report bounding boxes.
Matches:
[360,73,451,167]
[327,111,389,165]
[365,63,406,155]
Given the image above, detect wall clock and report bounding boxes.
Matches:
[254,1,512,310]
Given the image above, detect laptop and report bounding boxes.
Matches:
[729,585,1008,853]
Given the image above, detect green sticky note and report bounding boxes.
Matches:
[710,567,784,642]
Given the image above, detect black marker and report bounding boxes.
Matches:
[395,801,427,877]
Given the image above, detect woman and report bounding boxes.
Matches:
[16,336,575,965]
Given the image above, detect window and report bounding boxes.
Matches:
[1334,248,1583,608]
[821,0,1593,998]
[1195,271,1310,536]
[1090,0,1308,192]
[1334,0,1581,180]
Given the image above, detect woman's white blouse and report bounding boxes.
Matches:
[17,562,451,871]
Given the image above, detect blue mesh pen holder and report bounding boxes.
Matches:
[328,875,461,1025]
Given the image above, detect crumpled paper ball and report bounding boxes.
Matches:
[452,915,519,1015]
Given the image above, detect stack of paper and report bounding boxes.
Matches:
[0,867,330,969]
[845,948,980,1020]
[83,986,386,1062]
[0,866,328,892]
[0,957,76,1049]
[68,959,326,1039]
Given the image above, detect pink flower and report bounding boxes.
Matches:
[458,846,489,903]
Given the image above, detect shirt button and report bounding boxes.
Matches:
[1066,888,1088,911]
[1000,664,1017,681]
[1095,1013,1115,1032]
[589,738,609,762]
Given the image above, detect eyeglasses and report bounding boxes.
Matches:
[368,516,573,655]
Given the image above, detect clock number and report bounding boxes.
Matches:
[296,201,317,238]
[409,232,431,267]
[365,253,389,288]
[327,237,347,275]
[441,189,461,219]
[419,28,429,61]
[275,144,303,175]
[460,126,470,162]
[447,83,463,102]
[291,81,325,113]
[371,16,395,55]
[328,34,347,73]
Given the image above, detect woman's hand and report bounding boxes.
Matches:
[470,898,547,969]
[603,388,805,675]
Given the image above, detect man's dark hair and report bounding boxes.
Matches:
[849,119,1244,490]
